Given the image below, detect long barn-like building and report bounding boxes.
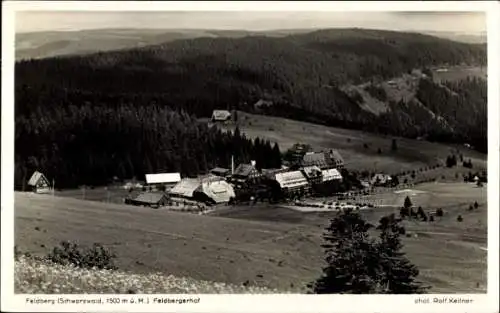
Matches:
[273,171,310,195]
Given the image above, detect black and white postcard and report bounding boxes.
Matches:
[2,1,499,313]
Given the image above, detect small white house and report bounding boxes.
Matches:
[211,110,232,122]
[321,168,343,182]
[371,174,392,186]
[145,173,181,189]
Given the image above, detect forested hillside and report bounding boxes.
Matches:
[14,28,487,188]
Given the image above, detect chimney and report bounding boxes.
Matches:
[231,155,235,175]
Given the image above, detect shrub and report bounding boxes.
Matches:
[446,155,457,168]
[47,241,117,270]
[400,207,410,219]
[468,204,474,211]
[404,196,412,209]
[474,201,479,209]
[391,139,398,151]
[429,215,434,222]
[463,159,473,169]
[457,215,463,222]
[14,245,22,261]
[436,208,444,217]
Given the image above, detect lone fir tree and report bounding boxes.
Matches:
[404,196,412,209]
[391,139,398,151]
[376,214,427,293]
[310,209,381,294]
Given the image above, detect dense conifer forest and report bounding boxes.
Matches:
[14,29,487,188]
[15,100,281,189]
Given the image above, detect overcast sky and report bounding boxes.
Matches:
[16,11,486,34]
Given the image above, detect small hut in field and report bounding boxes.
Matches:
[27,171,51,194]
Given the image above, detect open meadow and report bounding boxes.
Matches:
[431,66,487,83]
[15,179,487,293]
[210,181,487,293]
[215,112,487,175]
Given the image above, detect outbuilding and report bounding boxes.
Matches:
[125,192,170,208]
[321,168,343,182]
[27,171,51,194]
[145,172,181,190]
[210,167,231,178]
[211,110,232,122]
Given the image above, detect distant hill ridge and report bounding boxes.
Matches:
[16,27,486,60]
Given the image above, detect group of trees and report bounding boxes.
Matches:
[463,159,473,169]
[310,210,427,294]
[463,170,487,183]
[446,154,458,168]
[15,99,282,189]
[400,196,444,222]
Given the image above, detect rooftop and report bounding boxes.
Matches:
[233,164,258,177]
[145,173,181,184]
[28,171,47,186]
[132,192,168,204]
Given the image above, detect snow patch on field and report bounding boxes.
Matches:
[394,189,427,195]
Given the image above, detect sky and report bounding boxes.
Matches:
[15,11,486,34]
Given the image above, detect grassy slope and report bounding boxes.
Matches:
[215,112,487,174]
[15,192,322,292]
[432,66,487,83]
[15,180,487,293]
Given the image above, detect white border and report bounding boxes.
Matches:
[2,2,499,313]
[3,1,496,12]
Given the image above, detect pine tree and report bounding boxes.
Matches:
[404,196,412,209]
[310,209,381,294]
[272,143,282,168]
[376,214,427,293]
[391,139,398,151]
